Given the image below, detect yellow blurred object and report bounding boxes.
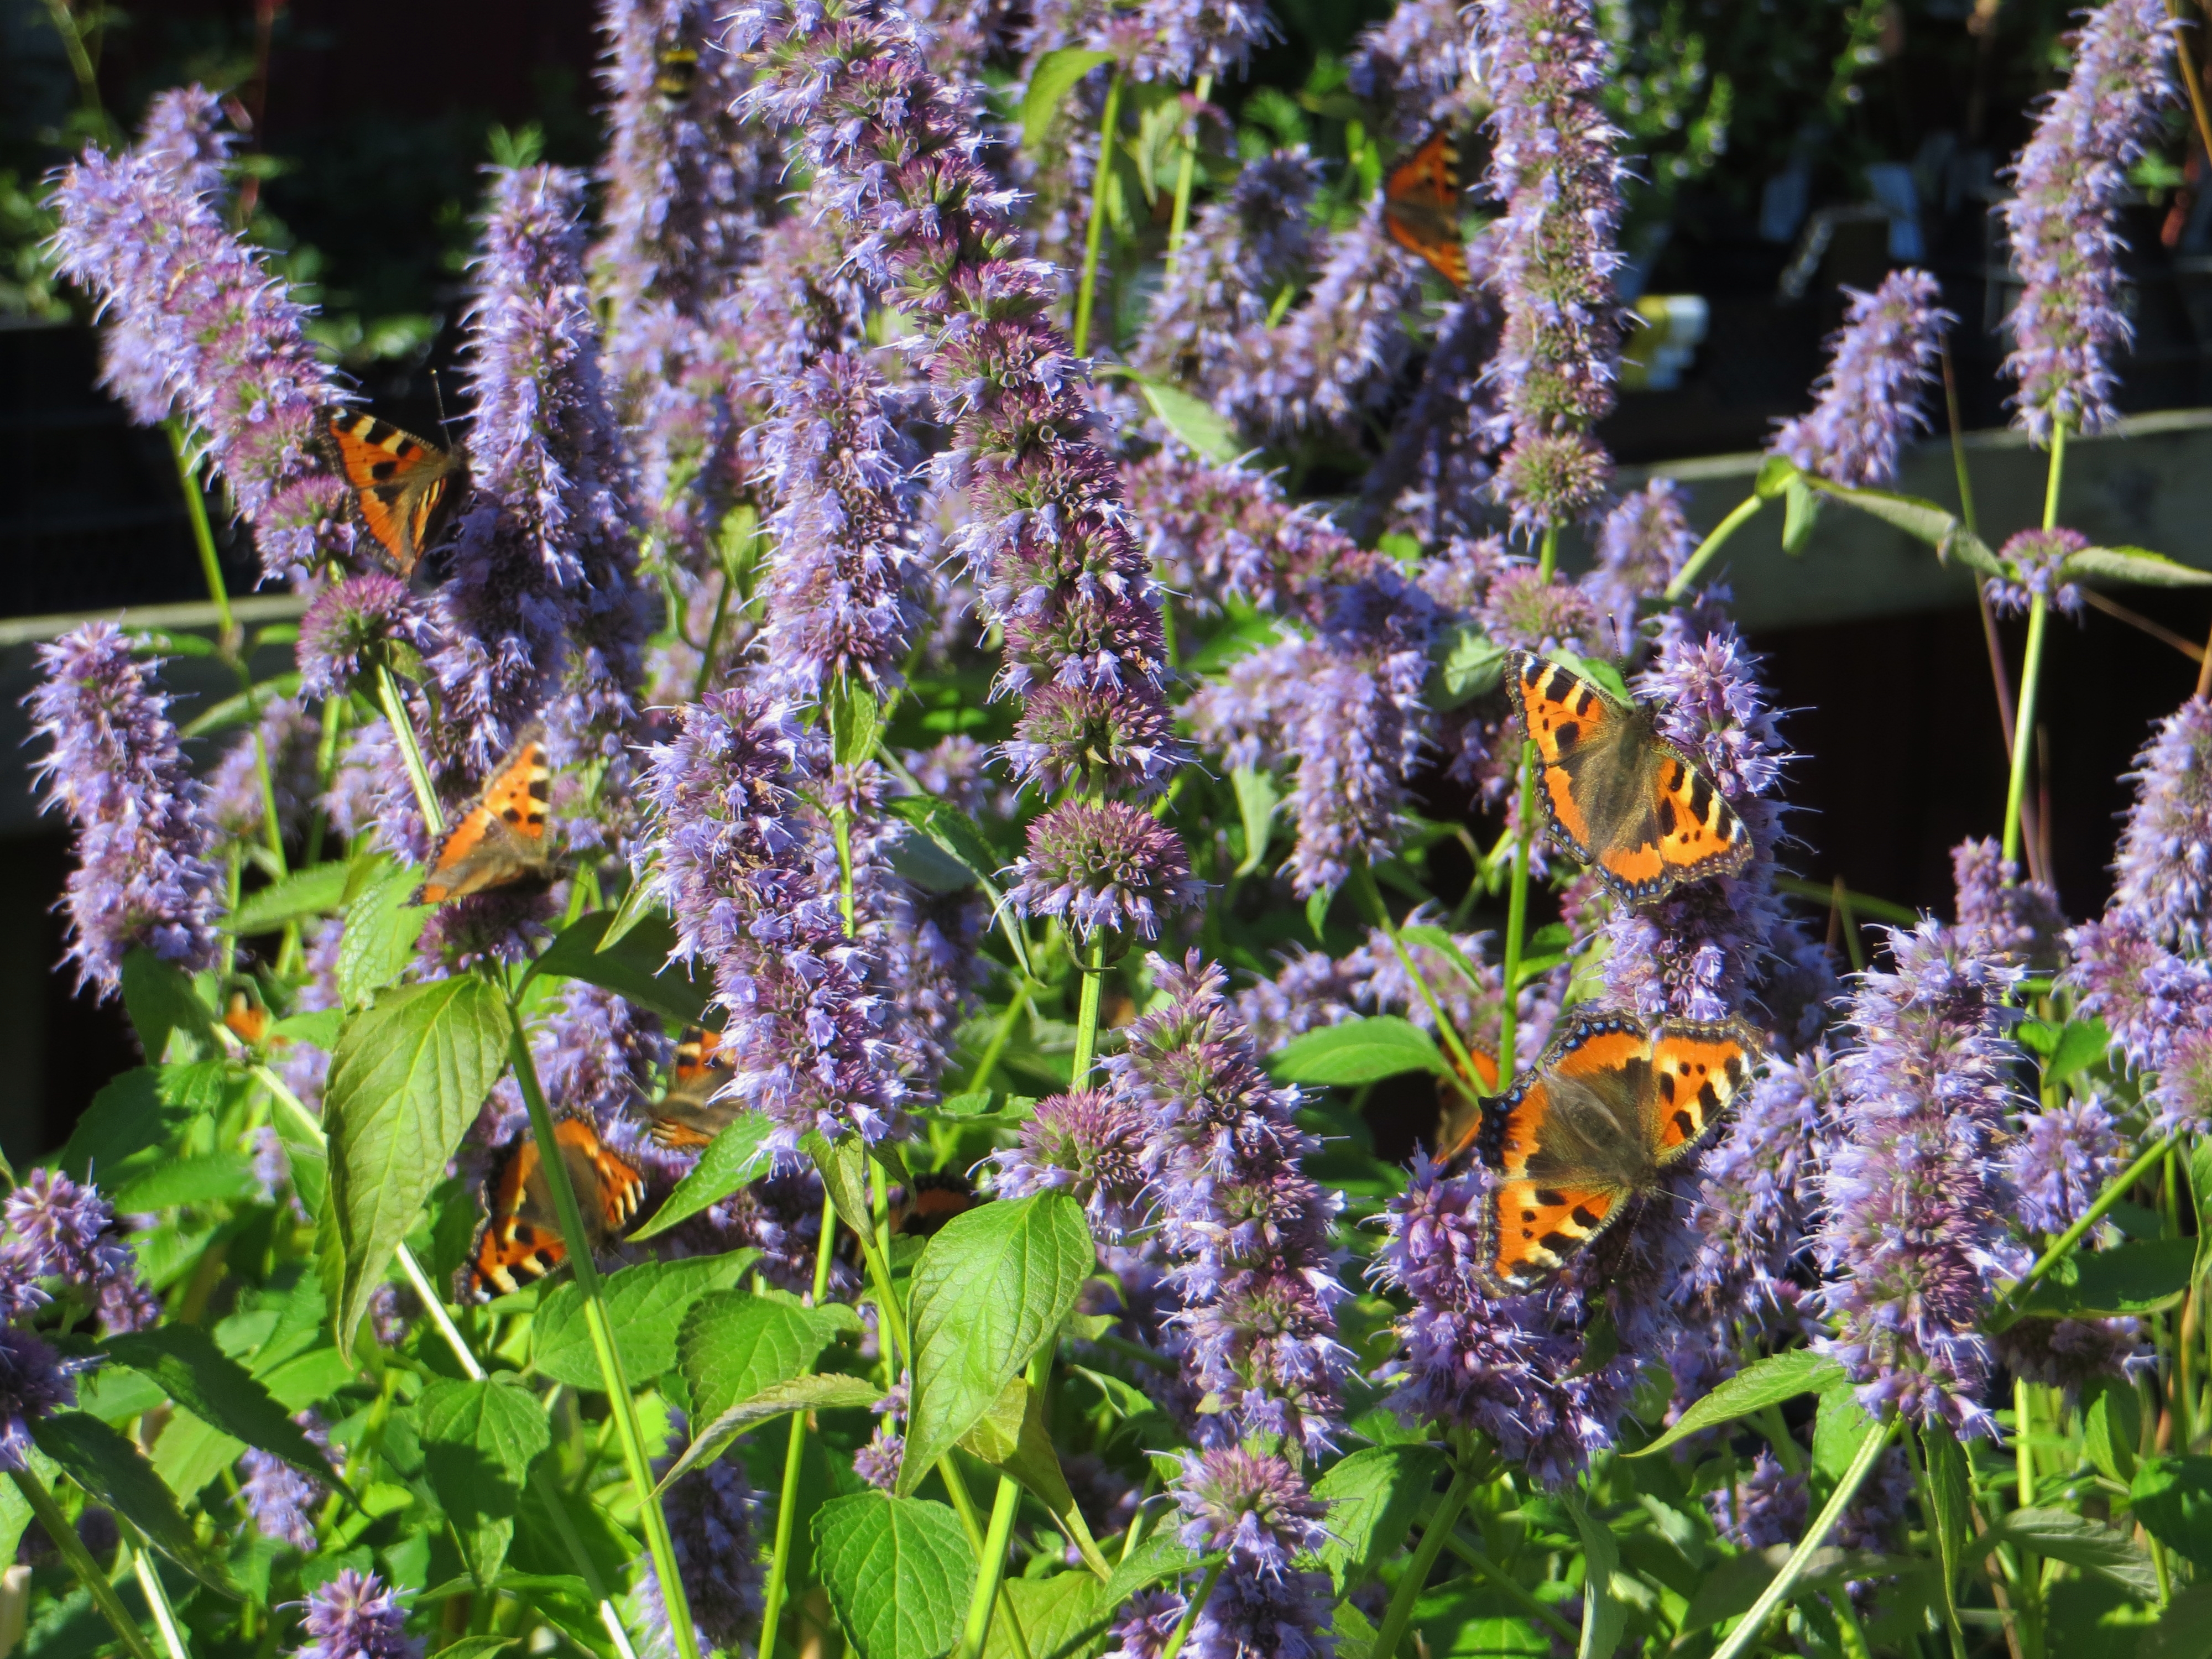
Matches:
[1619,293,1709,391]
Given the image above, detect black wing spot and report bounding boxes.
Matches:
[1571,1206,1604,1229]
[1656,797,1677,837]
[1726,1056,1745,1086]
[1672,1109,1697,1139]
[528,776,552,801]
[1699,1081,1721,1111]
[1556,721,1580,752]
[1538,1230,1578,1255]
[1658,1072,1676,1102]
[1545,667,1579,705]
[1534,1188,1566,1208]
[1574,688,1597,717]
[1689,772,1715,825]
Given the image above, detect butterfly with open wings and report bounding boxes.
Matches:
[413,728,559,907]
[466,1117,648,1300]
[322,409,468,581]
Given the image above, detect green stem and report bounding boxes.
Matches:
[1165,73,1213,269]
[38,0,102,112]
[1157,1560,1227,1659]
[2001,592,2048,872]
[1073,71,1126,357]
[1991,1130,2180,1322]
[1709,1416,1902,1659]
[377,665,447,835]
[691,563,737,703]
[2042,419,2067,533]
[1371,1463,1479,1659]
[1940,339,1979,538]
[759,1189,838,1659]
[509,1013,703,1659]
[1663,493,1763,601]
[125,1537,188,1659]
[1499,532,1563,1073]
[956,1466,1024,1659]
[12,1469,161,1659]
[967,978,1032,1095]
[166,421,232,644]
[1436,1532,1576,1641]
[1070,936,1106,1087]
[1349,863,1484,1099]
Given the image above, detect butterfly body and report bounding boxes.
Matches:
[1508,651,1751,904]
[645,1026,739,1150]
[1383,129,1469,290]
[1472,1010,1754,1294]
[322,410,467,579]
[413,730,556,906]
[467,1117,646,1300]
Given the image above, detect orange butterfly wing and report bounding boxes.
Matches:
[467,1118,645,1300]
[1383,130,1469,290]
[1508,652,1752,904]
[1646,1022,1755,1161]
[324,410,466,577]
[413,732,556,906]
[645,1027,741,1149]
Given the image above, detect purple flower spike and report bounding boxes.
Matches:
[2112,695,2212,951]
[1171,1444,1328,1573]
[1186,1564,1334,1659]
[2001,0,2177,442]
[1010,803,1204,942]
[1772,269,1951,488]
[990,1089,1151,1238]
[295,1569,420,1659]
[1814,921,2029,1439]
[2010,1095,2127,1238]
[1952,837,2065,969]
[1987,528,2088,619]
[1707,1453,1808,1551]
[29,623,221,995]
[299,576,434,702]
[644,1414,764,1651]
[0,1329,74,1473]
[5,1171,123,1290]
[1583,480,1697,653]
[1476,0,1627,531]
[239,1411,334,1551]
[1133,0,1278,84]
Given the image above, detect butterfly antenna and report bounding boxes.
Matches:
[430,370,460,447]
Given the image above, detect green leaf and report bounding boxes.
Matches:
[232,862,354,935]
[2063,545,2212,588]
[29,1412,227,1592]
[1398,926,1489,994]
[528,911,711,1030]
[680,1292,858,1427]
[805,1133,880,1262]
[982,1573,1118,1659]
[2131,1457,2212,1569]
[104,1326,332,1485]
[2083,1375,2141,1485]
[627,1114,775,1242]
[1232,767,1280,877]
[956,1377,1113,1579]
[336,858,432,1007]
[273,1099,329,1218]
[1136,378,1240,465]
[325,976,511,1351]
[2140,1581,2212,1659]
[596,868,667,954]
[1812,1381,1874,1496]
[1558,1490,1622,1659]
[1754,454,1799,498]
[2043,1017,2112,1082]
[1104,1530,1204,1602]
[658,1374,885,1491]
[880,796,1031,979]
[1980,1507,2159,1599]
[894,832,982,895]
[59,1068,201,1186]
[1431,625,1507,708]
[111,1151,257,1212]
[1629,1349,1846,1458]
[812,1491,977,1659]
[1271,1016,1448,1086]
[1781,474,1820,555]
[1021,48,1113,150]
[419,1377,552,1587]
[2013,1237,2195,1322]
[1312,1445,1444,1593]
[1921,1420,1970,1634]
[119,950,219,1063]
[900,1193,1094,1495]
[1809,479,2006,577]
[533,1249,760,1391]
[830,680,884,768]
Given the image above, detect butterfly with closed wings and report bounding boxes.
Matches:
[413,728,560,906]
[466,1117,648,1300]
[1383,129,1470,290]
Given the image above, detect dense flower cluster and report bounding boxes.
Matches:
[296,1571,420,1659]
[2111,695,2212,950]
[1771,269,1950,488]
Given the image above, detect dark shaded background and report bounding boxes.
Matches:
[4,0,2212,1159]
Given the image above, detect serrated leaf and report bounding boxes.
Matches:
[1104,1530,1204,1602]
[324,976,510,1351]
[1558,1490,1622,1659]
[2131,1456,2212,1569]
[336,858,432,1007]
[111,1151,257,1212]
[658,1373,885,1492]
[527,911,711,1030]
[1232,766,1280,877]
[59,1069,197,1187]
[900,1193,1094,1496]
[1812,1380,1874,1495]
[1432,625,1507,708]
[1398,926,1488,993]
[1981,1507,2159,1598]
[1921,1420,1970,1632]
[1021,48,1113,150]
[982,1572,1118,1659]
[419,1377,552,1587]
[30,1412,228,1593]
[957,1377,1112,1579]
[2140,1581,2212,1659]
[2043,1017,2112,1082]
[105,1326,332,1487]
[1137,378,1240,464]
[680,1292,858,1426]
[1313,1445,1444,1593]
[1271,1016,1448,1086]
[2083,1375,2140,1485]
[812,1491,977,1659]
[120,950,220,1063]
[1632,1349,1845,1459]
[533,1249,759,1390]
[2012,1236,2194,1323]
[626,1113,775,1241]
[880,796,1031,978]
[830,680,884,767]
[597,868,667,954]
[2063,546,2212,587]
[232,863,354,935]
[894,832,981,894]
[1810,479,2006,576]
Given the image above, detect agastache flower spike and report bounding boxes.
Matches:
[1582,481,1697,654]
[1771,269,1951,488]
[295,1570,420,1659]
[1475,0,1627,530]
[2111,694,2212,951]
[2001,0,2176,442]
[29,622,221,995]
[48,90,359,581]
[642,1413,765,1652]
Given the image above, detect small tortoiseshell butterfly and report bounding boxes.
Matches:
[644,1027,739,1150]
[412,729,556,906]
[1508,652,1752,905]
[891,1171,979,1238]
[1470,1010,1755,1294]
[222,984,269,1047]
[1383,129,1468,290]
[466,1117,646,1300]
[322,409,468,580]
